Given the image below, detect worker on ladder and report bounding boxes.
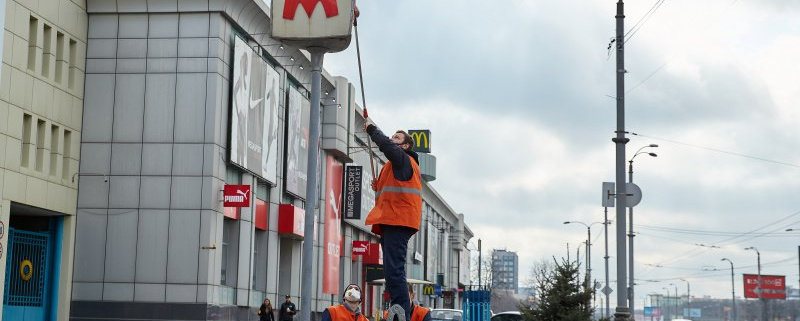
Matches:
[363,119,423,321]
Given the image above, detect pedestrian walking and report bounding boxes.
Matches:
[258,298,275,321]
[278,295,297,321]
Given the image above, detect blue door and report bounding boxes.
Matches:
[3,228,53,321]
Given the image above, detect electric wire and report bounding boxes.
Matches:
[624,0,669,45]
[630,132,800,169]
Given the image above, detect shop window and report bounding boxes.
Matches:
[221,218,239,287]
[252,230,267,290]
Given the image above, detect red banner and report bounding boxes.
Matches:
[323,155,343,294]
[223,185,251,207]
[255,199,268,230]
[278,204,305,239]
[743,274,786,299]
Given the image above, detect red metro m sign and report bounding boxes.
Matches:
[271,0,355,52]
[282,0,339,19]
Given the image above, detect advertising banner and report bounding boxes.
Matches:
[323,155,343,294]
[230,36,281,184]
[743,274,786,299]
[285,86,310,199]
[343,165,362,219]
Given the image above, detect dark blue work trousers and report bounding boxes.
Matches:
[380,225,416,321]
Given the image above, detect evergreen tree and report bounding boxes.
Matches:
[520,257,593,321]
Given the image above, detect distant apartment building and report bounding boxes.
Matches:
[491,249,519,294]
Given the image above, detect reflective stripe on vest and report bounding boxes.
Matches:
[375,186,422,199]
[365,154,423,233]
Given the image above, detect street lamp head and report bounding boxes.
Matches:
[648,152,657,157]
[649,144,659,148]
[563,221,571,225]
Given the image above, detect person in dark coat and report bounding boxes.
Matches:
[258,298,275,321]
[278,295,297,321]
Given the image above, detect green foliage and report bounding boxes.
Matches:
[519,257,593,321]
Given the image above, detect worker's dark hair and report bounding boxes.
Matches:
[395,130,415,148]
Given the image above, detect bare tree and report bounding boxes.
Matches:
[468,249,493,289]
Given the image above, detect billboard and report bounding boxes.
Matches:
[230,36,281,183]
[285,86,310,199]
[322,155,343,294]
[743,274,786,299]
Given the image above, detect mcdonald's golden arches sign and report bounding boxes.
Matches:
[408,130,431,153]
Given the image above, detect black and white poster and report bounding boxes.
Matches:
[343,165,363,219]
[284,86,310,199]
[230,36,280,183]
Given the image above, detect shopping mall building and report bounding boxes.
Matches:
[0,0,474,320]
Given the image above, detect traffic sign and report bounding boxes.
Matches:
[602,286,613,295]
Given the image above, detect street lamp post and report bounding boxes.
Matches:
[669,283,677,319]
[628,144,657,314]
[564,221,602,291]
[679,278,690,318]
[745,246,767,321]
[721,258,736,321]
[786,229,800,299]
[661,287,670,320]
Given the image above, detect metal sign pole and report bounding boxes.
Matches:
[300,49,325,321]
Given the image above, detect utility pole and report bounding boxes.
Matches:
[604,208,610,319]
[478,239,482,288]
[613,1,630,320]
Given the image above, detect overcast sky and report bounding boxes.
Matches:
[323,0,800,309]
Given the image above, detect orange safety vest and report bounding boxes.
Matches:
[382,305,429,321]
[411,305,429,321]
[327,304,369,321]
[365,155,423,235]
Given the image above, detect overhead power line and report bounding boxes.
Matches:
[630,132,800,169]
